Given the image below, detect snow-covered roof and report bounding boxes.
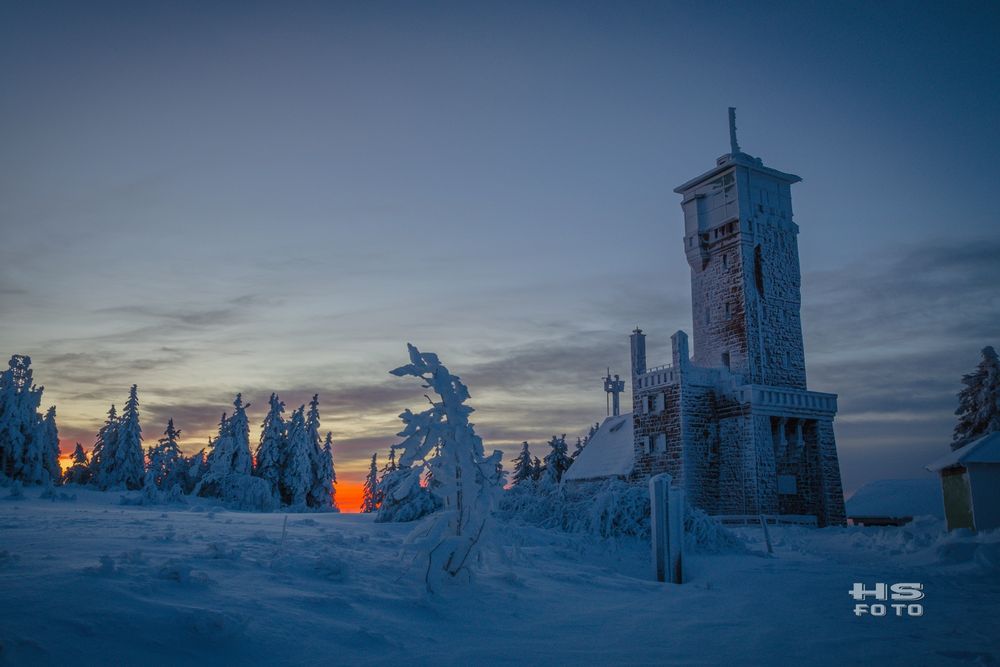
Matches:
[926,432,1000,472]
[563,414,635,482]
[845,478,943,519]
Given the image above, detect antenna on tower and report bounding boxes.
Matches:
[728,107,740,154]
[603,368,625,417]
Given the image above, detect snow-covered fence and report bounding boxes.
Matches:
[649,473,683,583]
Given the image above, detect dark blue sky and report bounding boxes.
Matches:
[2,1,998,492]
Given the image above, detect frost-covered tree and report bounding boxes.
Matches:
[226,393,253,476]
[184,449,209,494]
[511,442,534,486]
[532,456,543,481]
[953,345,1000,450]
[202,395,254,489]
[0,355,57,484]
[304,396,336,509]
[361,453,380,513]
[63,443,91,485]
[376,464,441,522]
[380,446,398,478]
[254,393,285,494]
[145,419,186,491]
[198,399,276,511]
[280,406,313,507]
[39,406,61,483]
[89,405,119,489]
[114,385,145,490]
[543,434,573,485]
[311,431,337,510]
[384,344,503,585]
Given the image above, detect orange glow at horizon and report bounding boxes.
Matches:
[336,481,364,513]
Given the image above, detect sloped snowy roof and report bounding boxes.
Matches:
[845,478,943,519]
[563,414,635,482]
[926,432,1000,472]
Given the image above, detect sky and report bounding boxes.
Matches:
[2,1,999,510]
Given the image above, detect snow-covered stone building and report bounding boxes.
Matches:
[568,113,846,526]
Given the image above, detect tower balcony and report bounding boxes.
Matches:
[733,384,838,418]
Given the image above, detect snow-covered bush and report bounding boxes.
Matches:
[215,473,279,512]
[5,479,24,499]
[375,465,441,523]
[497,479,647,537]
[497,479,747,552]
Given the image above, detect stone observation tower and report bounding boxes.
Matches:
[625,110,846,526]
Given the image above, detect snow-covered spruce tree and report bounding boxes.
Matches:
[953,345,1000,450]
[380,446,398,477]
[304,396,336,509]
[532,456,543,481]
[375,446,439,521]
[376,464,441,522]
[280,406,313,507]
[145,419,186,491]
[254,393,286,495]
[113,385,145,490]
[88,405,119,489]
[226,393,254,476]
[361,453,380,513]
[198,397,276,510]
[0,355,57,484]
[511,442,534,486]
[386,344,503,587]
[571,422,599,461]
[39,406,61,483]
[317,432,338,510]
[184,449,208,494]
[543,434,573,484]
[63,443,91,485]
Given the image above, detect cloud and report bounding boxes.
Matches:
[800,238,999,493]
[803,237,1000,355]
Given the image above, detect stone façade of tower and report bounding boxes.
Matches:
[677,147,806,389]
[627,112,846,526]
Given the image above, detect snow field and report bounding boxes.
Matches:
[1,487,998,666]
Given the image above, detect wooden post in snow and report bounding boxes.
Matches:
[650,473,684,583]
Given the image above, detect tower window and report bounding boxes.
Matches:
[721,352,731,369]
[725,302,731,319]
[754,245,765,296]
[722,253,728,269]
[704,308,711,325]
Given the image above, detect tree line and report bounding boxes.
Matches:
[1,355,337,511]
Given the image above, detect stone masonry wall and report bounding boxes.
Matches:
[689,219,750,376]
[630,383,683,484]
[738,172,807,390]
[816,419,846,526]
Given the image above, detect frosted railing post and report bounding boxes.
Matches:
[650,473,684,583]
